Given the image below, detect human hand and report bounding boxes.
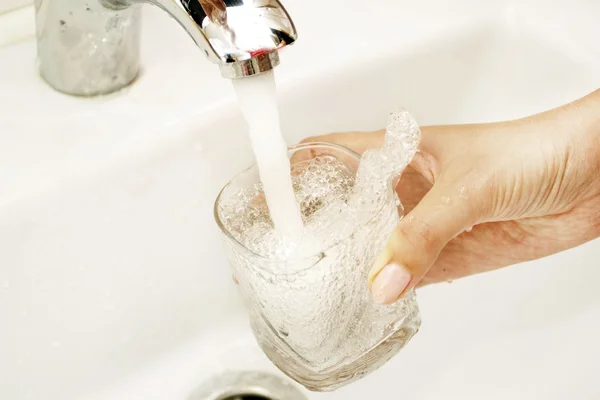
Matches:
[302,90,600,304]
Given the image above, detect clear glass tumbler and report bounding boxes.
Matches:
[214,142,421,391]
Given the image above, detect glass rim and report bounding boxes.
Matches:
[213,141,395,264]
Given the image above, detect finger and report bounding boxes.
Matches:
[368,180,482,305]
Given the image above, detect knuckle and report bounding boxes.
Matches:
[390,219,440,258]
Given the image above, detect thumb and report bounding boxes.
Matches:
[368,182,478,304]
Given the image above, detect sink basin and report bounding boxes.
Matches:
[1,1,599,399]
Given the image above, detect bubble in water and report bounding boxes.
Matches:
[216,109,422,373]
[219,155,358,259]
[354,109,421,197]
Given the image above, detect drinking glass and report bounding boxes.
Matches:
[214,142,421,391]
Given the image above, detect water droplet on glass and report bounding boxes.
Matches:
[441,196,453,205]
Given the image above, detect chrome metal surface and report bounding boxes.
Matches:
[188,371,307,400]
[220,51,280,79]
[35,0,142,96]
[35,0,297,95]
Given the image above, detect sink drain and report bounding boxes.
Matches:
[188,371,307,400]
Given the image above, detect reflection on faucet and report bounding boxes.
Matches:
[198,0,228,26]
[35,0,298,96]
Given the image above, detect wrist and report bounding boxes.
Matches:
[579,91,600,236]
[582,91,600,199]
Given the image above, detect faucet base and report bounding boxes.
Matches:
[35,0,142,96]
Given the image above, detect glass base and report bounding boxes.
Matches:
[255,308,421,392]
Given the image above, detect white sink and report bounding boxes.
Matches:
[1,1,600,399]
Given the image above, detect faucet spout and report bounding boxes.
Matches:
[127,0,298,78]
[35,0,297,96]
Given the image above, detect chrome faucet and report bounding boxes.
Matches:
[34,0,297,96]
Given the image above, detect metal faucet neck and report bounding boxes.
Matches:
[35,0,297,96]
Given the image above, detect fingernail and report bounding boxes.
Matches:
[371,263,412,305]
[368,246,393,284]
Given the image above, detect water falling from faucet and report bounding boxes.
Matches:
[232,70,304,238]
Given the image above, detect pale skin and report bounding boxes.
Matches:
[303,89,600,304]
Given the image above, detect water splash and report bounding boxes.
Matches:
[354,109,420,193]
[350,109,421,218]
